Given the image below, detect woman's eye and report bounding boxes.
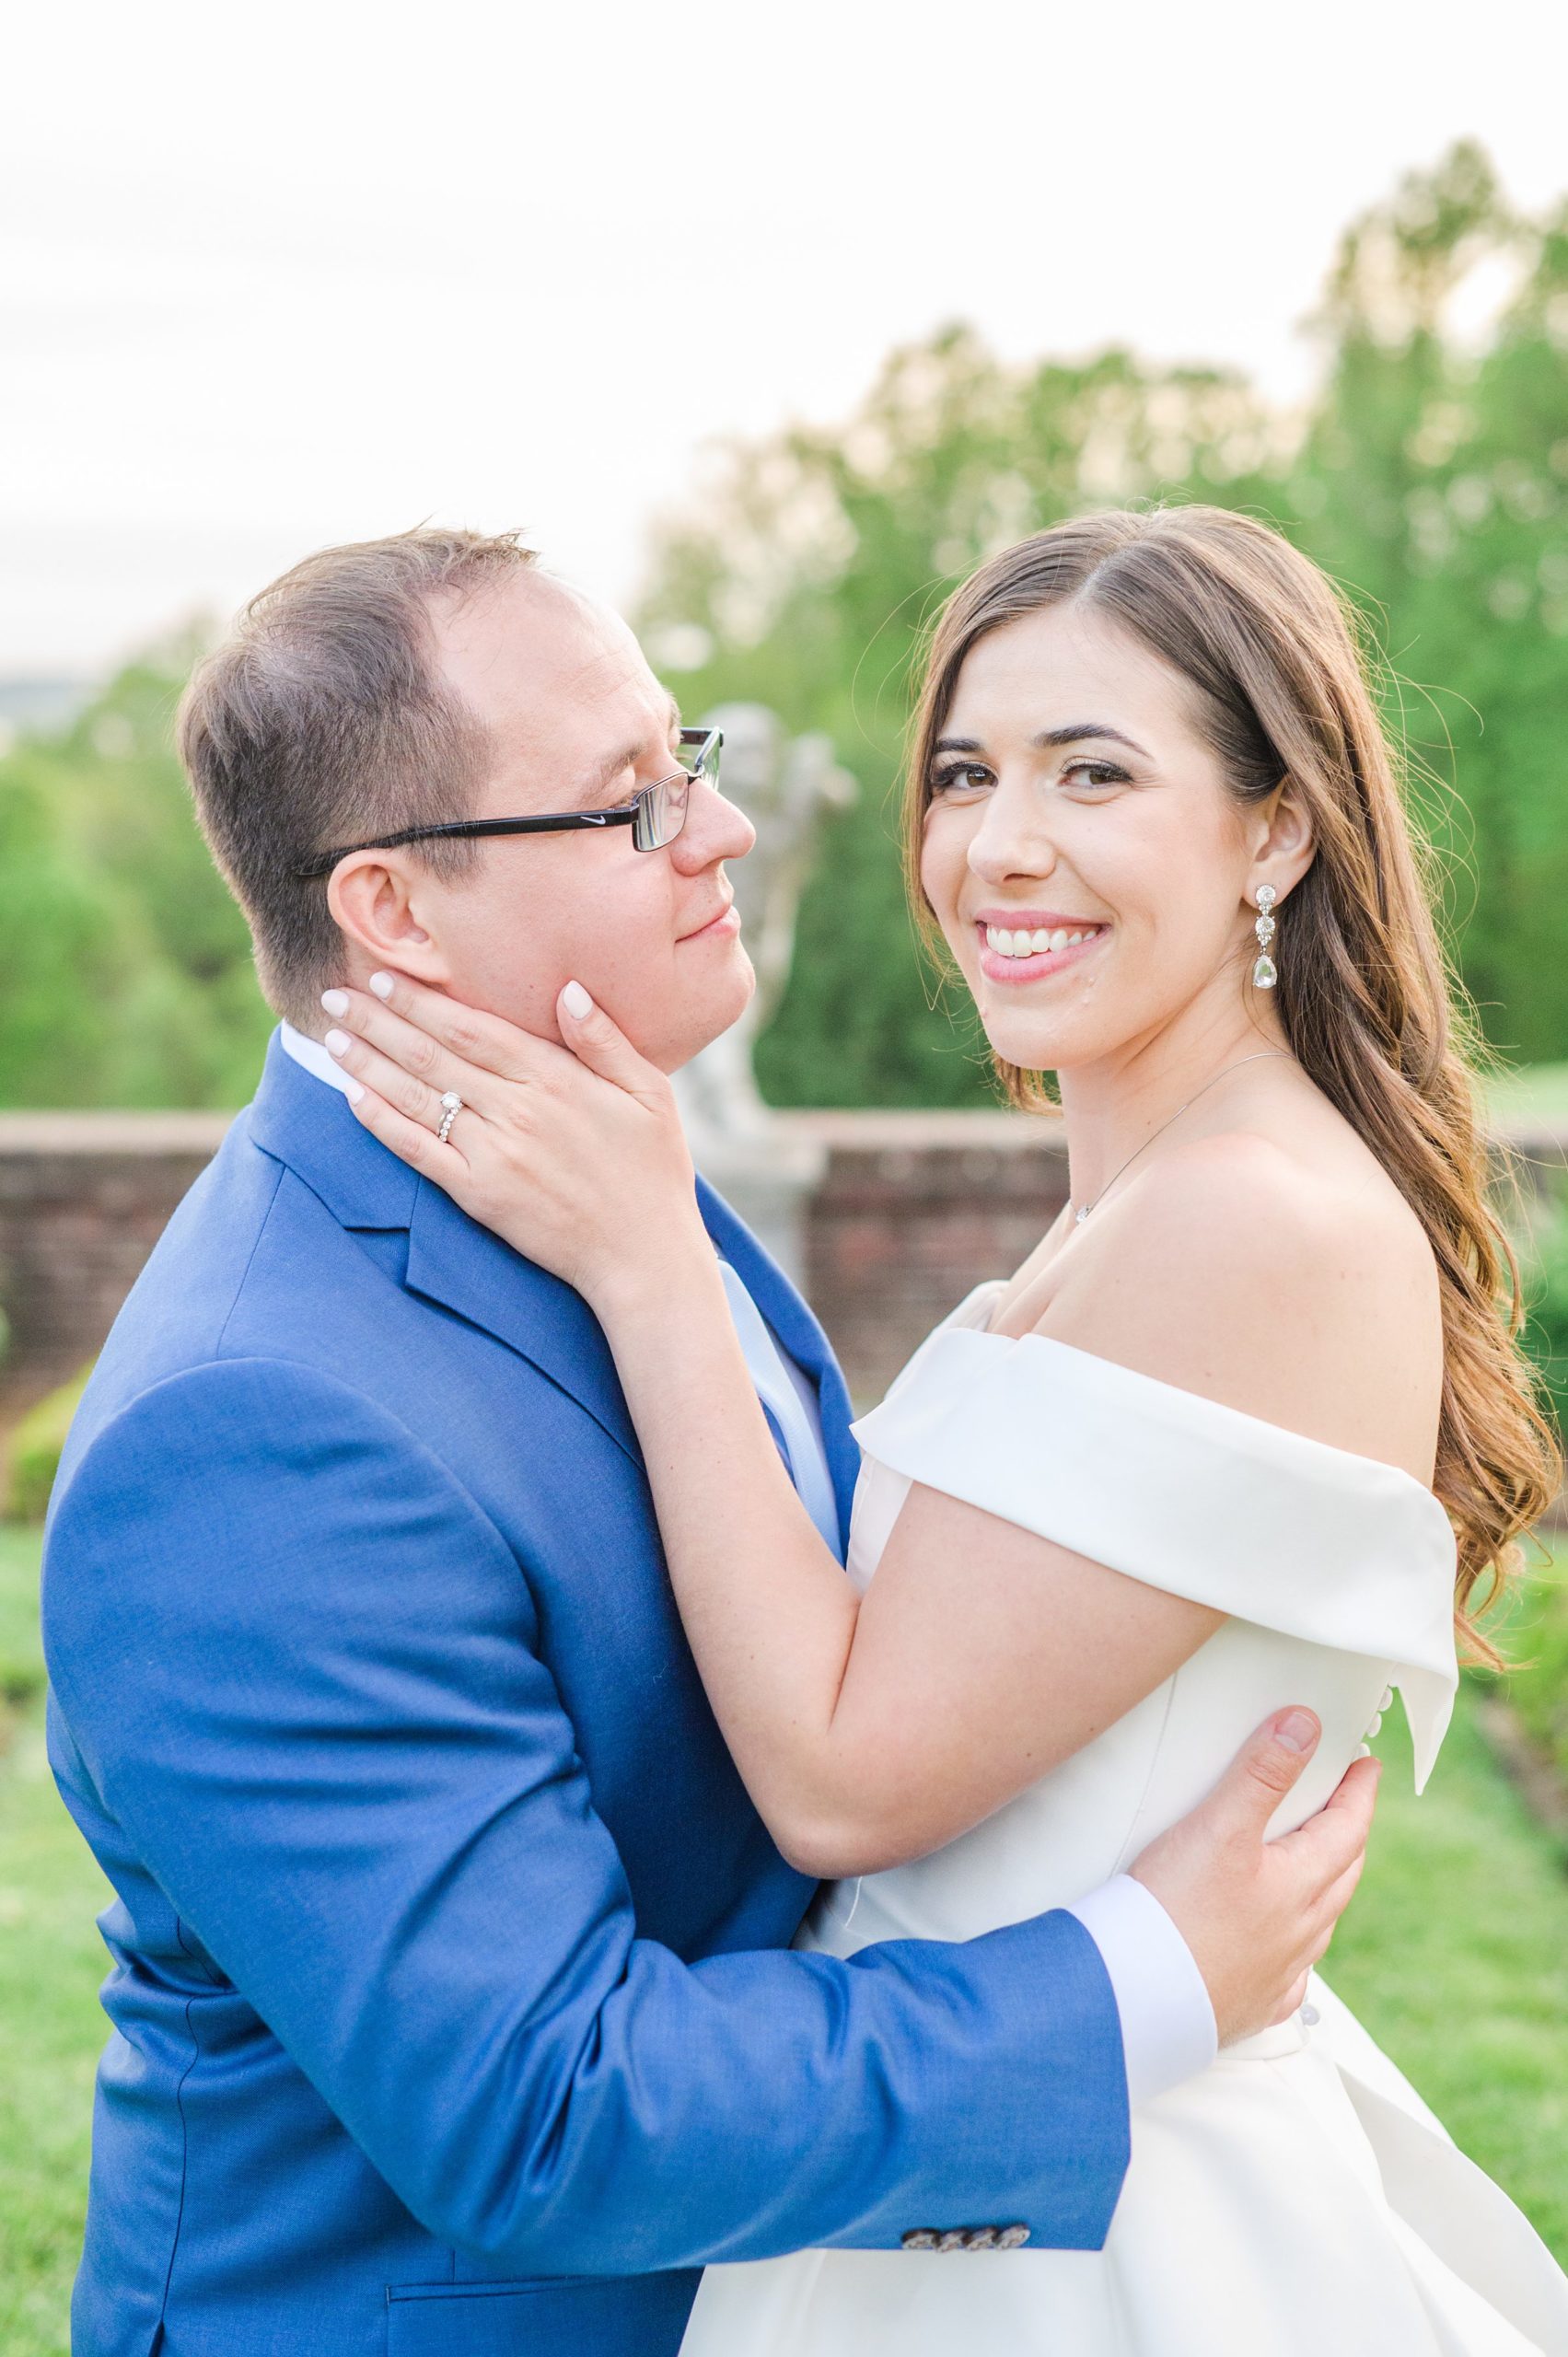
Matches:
[1062,760,1129,792]
[930,763,994,796]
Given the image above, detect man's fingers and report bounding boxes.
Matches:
[1316,1852,1366,1934]
[1319,1750,1384,1818]
[1283,1754,1381,1890]
[1205,1708,1322,1840]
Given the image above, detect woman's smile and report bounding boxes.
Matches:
[973,911,1109,986]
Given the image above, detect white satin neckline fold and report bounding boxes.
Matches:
[849,1279,1459,1791]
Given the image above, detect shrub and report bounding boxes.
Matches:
[1505,1554,1568,1794]
[1518,1198,1568,1442]
[4,1364,94,1526]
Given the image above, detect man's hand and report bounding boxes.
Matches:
[1130,1708,1379,2048]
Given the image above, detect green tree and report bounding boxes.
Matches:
[0,647,273,1108]
[6,144,1566,1110]
[1294,144,1568,1058]
[638,144,1568,1107]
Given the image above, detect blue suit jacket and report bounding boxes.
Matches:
[41,1036,1128,2357]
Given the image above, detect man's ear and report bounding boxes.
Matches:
[327,853,453,985]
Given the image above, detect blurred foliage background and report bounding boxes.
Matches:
[3,143,1568,1121]
[639,140,1568,1108]
[5,145,1568,2345]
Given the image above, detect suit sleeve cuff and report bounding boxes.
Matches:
[1066,1875,1217,2107]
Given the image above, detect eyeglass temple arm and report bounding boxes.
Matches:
[293,807,639,879]
[296,733,719,877]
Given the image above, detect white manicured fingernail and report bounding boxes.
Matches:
[561,980,593,1018]
[344,1079,365,1103]
[368,971,394,1001]
[319,989,350,1018]
[325,1029,351,1057]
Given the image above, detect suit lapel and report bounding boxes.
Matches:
[249,1034,642,1464]
[248,1033,861,1524]
[402,1183,642,1463]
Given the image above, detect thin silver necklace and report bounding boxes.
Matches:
[1070,1051,1291,1225]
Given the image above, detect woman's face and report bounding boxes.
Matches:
[919,599,1272,1076]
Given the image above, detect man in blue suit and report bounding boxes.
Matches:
[41,529,1373,2357]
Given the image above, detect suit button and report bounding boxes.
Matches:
[995,2223,1031,2249]
[900,2230,938,2251]
[963,2227,998,2251]
[935,2229,970,2252]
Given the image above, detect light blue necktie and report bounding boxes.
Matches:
[718,1260,842,1556]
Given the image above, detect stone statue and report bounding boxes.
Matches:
[673,703,857,1145]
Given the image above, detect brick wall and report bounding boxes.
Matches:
[0,1108,1069,1427]
[783,1111,1069,1403]
[0,1113,231,1424]
[1,1106,1560,1432]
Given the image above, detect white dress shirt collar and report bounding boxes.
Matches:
[280,1021,356,1097]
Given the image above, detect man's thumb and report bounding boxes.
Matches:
[1215,1707,1321,1832]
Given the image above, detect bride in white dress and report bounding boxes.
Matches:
[332,505,1568,2352]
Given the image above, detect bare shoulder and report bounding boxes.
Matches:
[1040,1130,1443,1478]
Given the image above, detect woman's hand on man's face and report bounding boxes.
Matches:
[317,971,706,1307]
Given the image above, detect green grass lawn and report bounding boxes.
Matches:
[0,1527,110,2357]
[0,1529,1564,2355]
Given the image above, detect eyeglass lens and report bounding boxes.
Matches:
[633,737,719,851]
[634,772,689,851]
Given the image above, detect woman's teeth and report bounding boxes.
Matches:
[983,923,1099,958]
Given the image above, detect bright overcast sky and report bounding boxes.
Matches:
[5,0,1566,674]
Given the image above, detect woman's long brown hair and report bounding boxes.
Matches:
[904,505,1560,1659]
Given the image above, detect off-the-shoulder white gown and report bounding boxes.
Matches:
[681,1280,1568,2357]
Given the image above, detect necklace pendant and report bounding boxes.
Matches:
[1074,1204,1089,1225]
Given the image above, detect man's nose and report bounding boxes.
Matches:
[674,781,756,869]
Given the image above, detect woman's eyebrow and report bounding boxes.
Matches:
[932,723,1151,759]
[1032,722,1151,757]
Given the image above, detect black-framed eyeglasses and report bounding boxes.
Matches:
[293,726,722,880]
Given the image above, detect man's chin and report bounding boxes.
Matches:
[661,971,757,1075]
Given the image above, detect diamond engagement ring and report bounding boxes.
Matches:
[436,1091,463,1146]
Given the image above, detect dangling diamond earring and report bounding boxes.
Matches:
[1252,885,1278,989]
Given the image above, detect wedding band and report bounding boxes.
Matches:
[436,1090,462,1145]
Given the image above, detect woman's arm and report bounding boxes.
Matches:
[584,1230,1224,1876]
[322,977,1422,1878]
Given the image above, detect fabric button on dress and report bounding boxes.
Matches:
[900,2230,938,2251]
[995,2224,1031,2249]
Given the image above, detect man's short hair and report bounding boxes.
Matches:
[178,528,538,1028]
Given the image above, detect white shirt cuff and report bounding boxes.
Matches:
[1067,1875,1218,2107]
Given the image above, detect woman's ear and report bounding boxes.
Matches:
[1250,778,1315,901]
[327,854,452,986]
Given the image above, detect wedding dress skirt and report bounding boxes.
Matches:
[681,1282,1568,2356]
